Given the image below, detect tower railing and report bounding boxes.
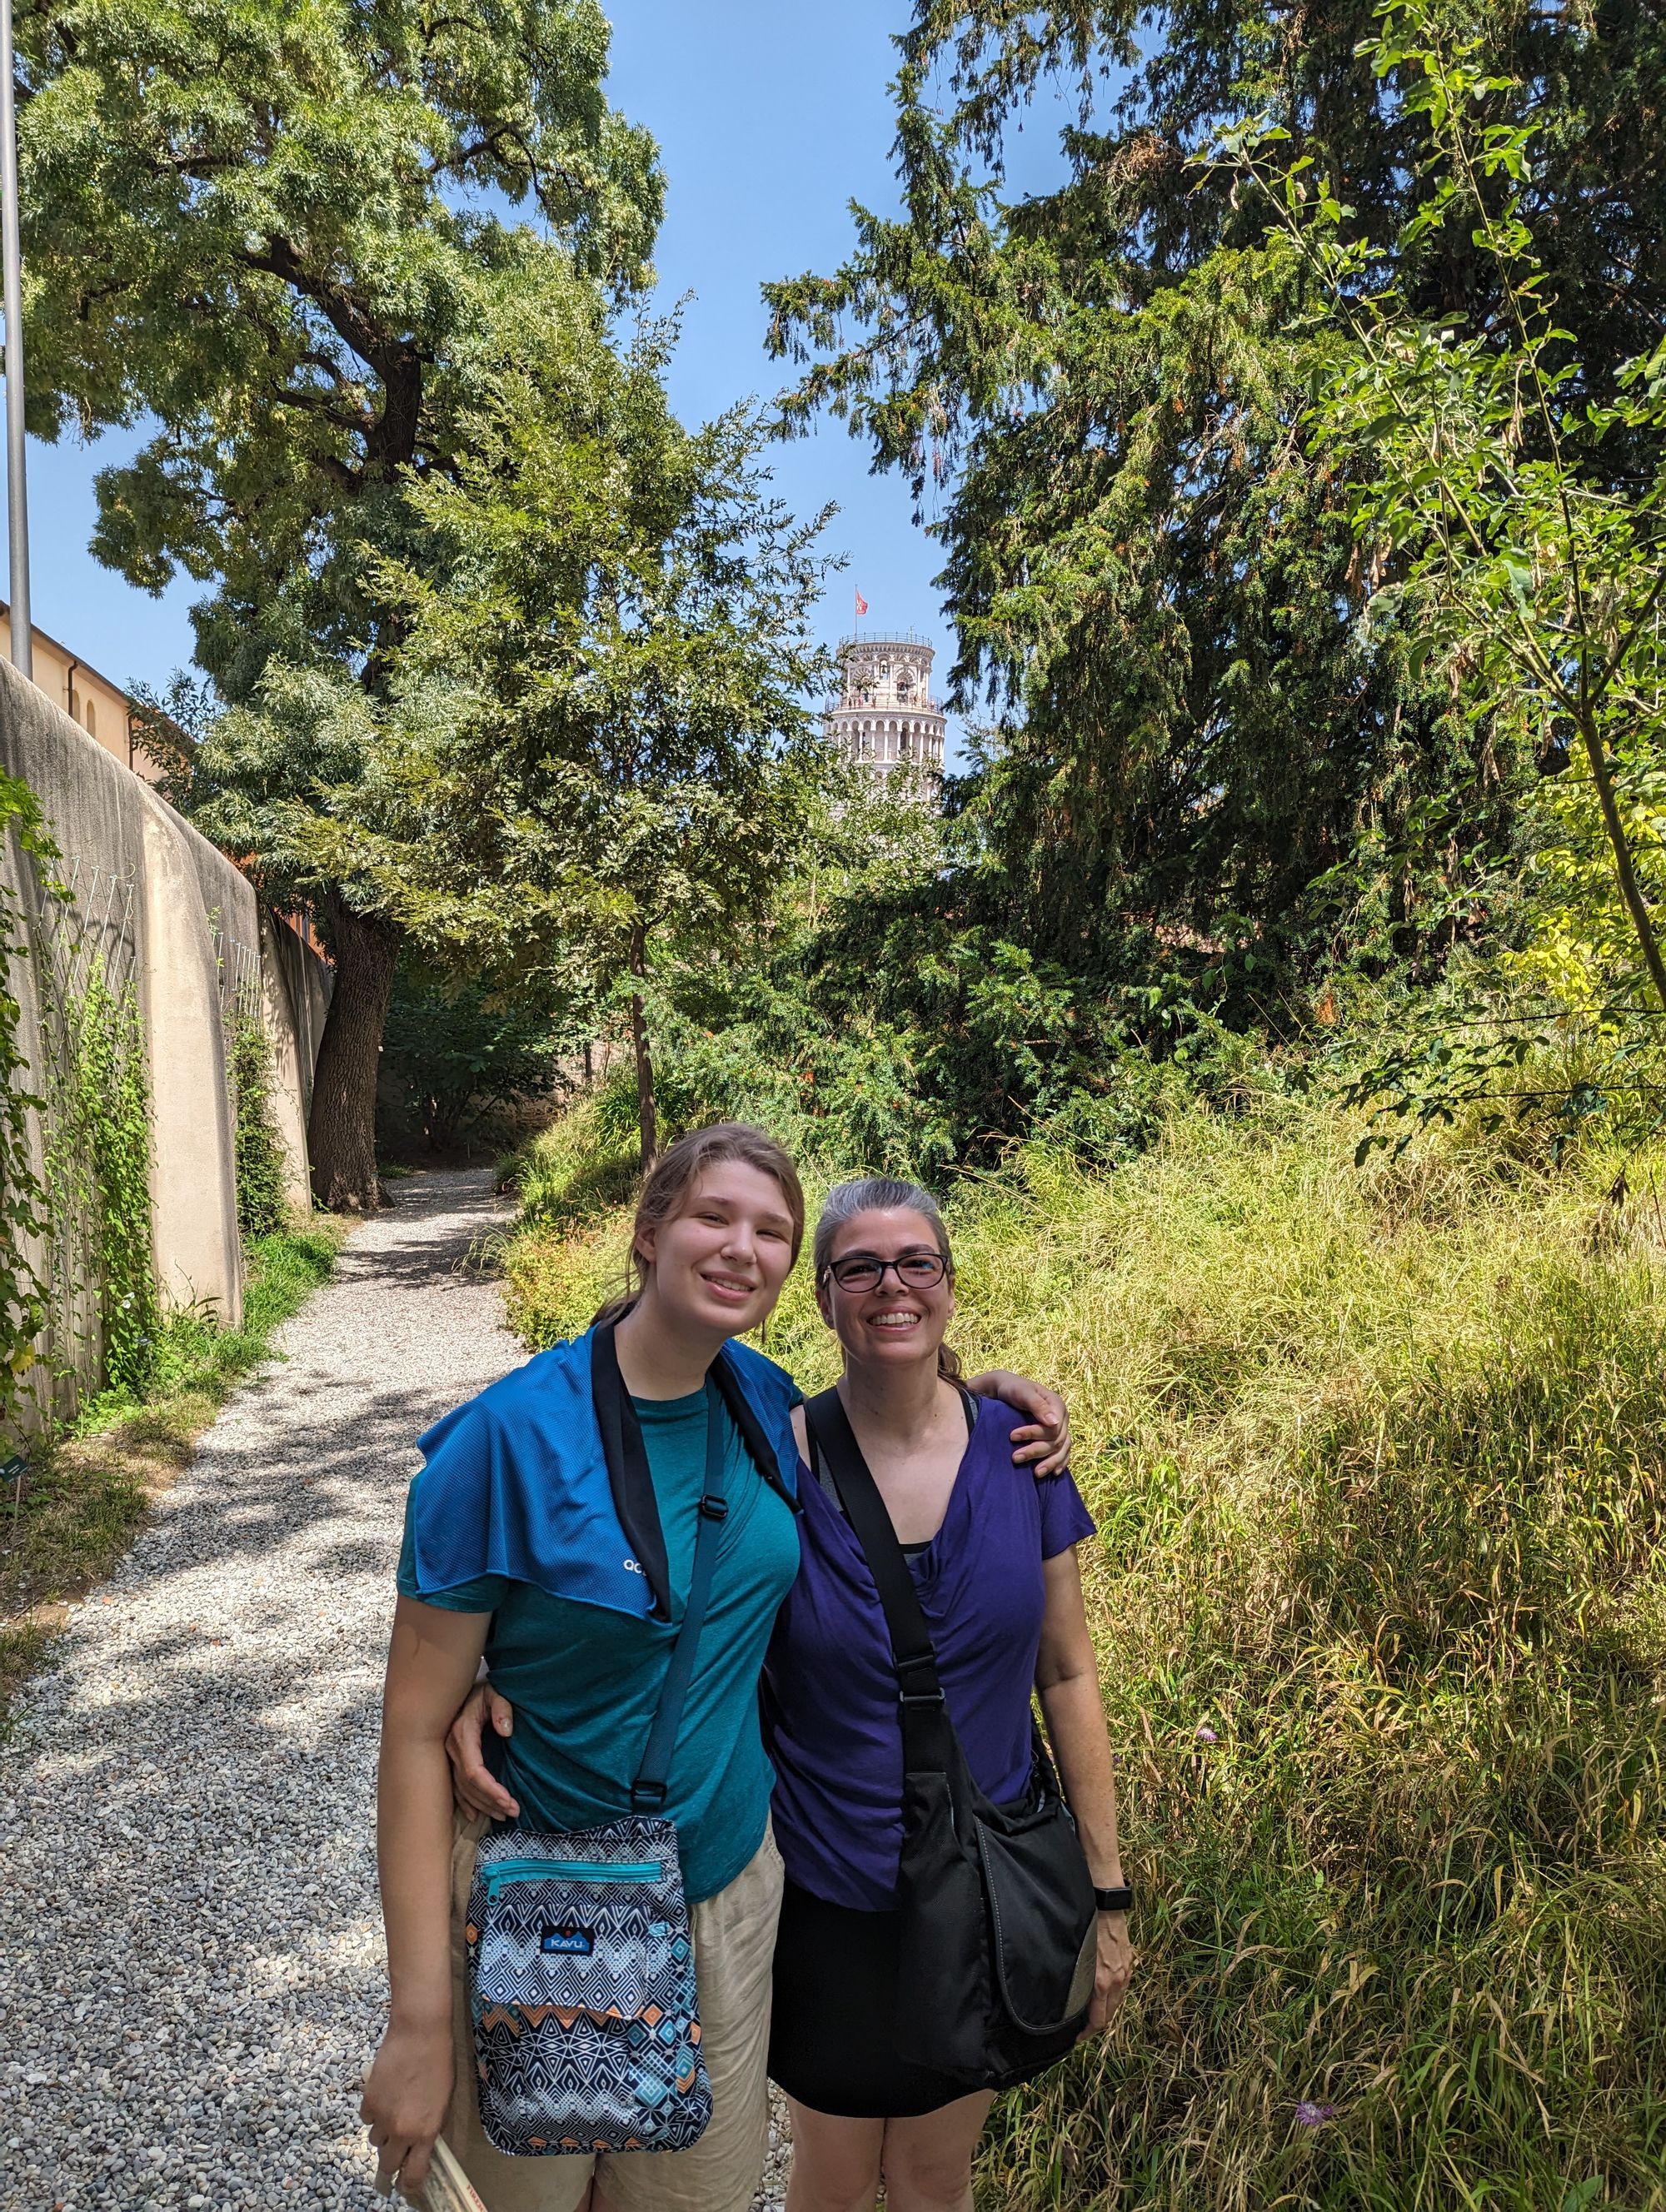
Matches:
[831,698,945,717]
[836,629,934,655]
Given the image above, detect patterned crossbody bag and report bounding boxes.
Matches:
[465,1378,731,2158]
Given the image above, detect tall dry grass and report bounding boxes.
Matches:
[501,1097,1666,2209]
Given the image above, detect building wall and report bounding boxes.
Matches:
[0,609,161,782]
[0,660,329,1427]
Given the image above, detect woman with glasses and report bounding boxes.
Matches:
[765,1178,1130,2212]
[448,1169,1130,2210]
[387,1129,1072,2212]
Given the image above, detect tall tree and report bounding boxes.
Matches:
[389,371,831,1176]
[766,0,1666,998]
[1216,1,1666,1152]
[20,0,661,1208]
[372,346,836,1171]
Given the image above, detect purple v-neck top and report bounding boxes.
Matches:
[761,1396,1096,1912]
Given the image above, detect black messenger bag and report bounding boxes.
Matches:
[806,1390,1098,2091]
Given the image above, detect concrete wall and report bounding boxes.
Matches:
[0,661,329,1417]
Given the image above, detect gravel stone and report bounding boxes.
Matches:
[1,1170,799,2211]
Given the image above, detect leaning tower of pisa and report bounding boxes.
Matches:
[826,631,947,797]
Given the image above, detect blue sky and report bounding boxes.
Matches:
[16,2,1074,759]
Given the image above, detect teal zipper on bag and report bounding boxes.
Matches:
[483,1856,665,1899]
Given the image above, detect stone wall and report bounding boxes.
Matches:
[0,659,329,1416]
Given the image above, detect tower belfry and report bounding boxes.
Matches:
[826,630,946,798]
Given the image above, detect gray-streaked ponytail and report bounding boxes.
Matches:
[813,1177,963,1381]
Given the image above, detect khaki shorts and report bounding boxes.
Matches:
[443,1813,784,2212]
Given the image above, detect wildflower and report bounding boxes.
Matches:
[1194,1723,1218,1743]
[1294,2101,1337,2129]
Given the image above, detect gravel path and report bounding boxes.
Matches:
[0,1171,521,2212]
[0,1168,795,2212]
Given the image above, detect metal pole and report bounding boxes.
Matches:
[0,0,30,680]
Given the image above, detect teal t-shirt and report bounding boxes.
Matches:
[397,1389,801,1902]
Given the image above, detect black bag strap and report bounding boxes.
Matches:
[591,1320,673,1621]
[709,1353,801,1515]
[631,1379,729,1814]
[805,1389,956,1761]
[594,1321,799,1622]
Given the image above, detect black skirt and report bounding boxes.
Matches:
[767,1877,976,2119]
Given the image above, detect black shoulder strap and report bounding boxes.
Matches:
[593,1327,798,1624]
[710,1351,801,1512]
[805,1388,948,1723]
[591,1320,671,1621]
[631,1381,729,1813]
[807,1388,1056,1820]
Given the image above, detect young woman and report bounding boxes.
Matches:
[362,1123,1069,2211]
[764,1178,1130,2212]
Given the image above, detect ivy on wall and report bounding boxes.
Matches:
[230,1010,287,1238]
[4,788,292,1432]
[42,959,159,1400]
[0,772,53,1437]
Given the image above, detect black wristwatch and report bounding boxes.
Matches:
[1094,1884,1133,1915]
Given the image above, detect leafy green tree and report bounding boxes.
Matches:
[21,0,661,1208]
[765,0,1666,999]
[379,353,837,1170]
[1250,3,1666,1004]
[1223,1,1666,1149]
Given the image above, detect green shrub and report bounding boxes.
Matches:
[42,963,158,1400]
[72,1223,342,1432]
[0,771,52,1439]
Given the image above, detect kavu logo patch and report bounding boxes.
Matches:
[540,1924,595,1956]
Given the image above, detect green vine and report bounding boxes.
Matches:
[230,1010,288,1238]
[42,959,159,1402]
[0,771,54,1436]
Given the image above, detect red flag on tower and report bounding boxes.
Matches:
[855,589,869,617]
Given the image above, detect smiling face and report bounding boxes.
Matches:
[817,1206,955,1372]
[635,1159,800,1343]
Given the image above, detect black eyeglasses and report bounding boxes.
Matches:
[823,1250,949,1293]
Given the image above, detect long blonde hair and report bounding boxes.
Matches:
[592,1122,806,1327]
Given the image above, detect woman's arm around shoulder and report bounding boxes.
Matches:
[362,1595,492,2197]
[965,1368,1071,1474]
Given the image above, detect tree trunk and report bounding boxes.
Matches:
[308,892,402,1212]
[628,923,656,1173]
